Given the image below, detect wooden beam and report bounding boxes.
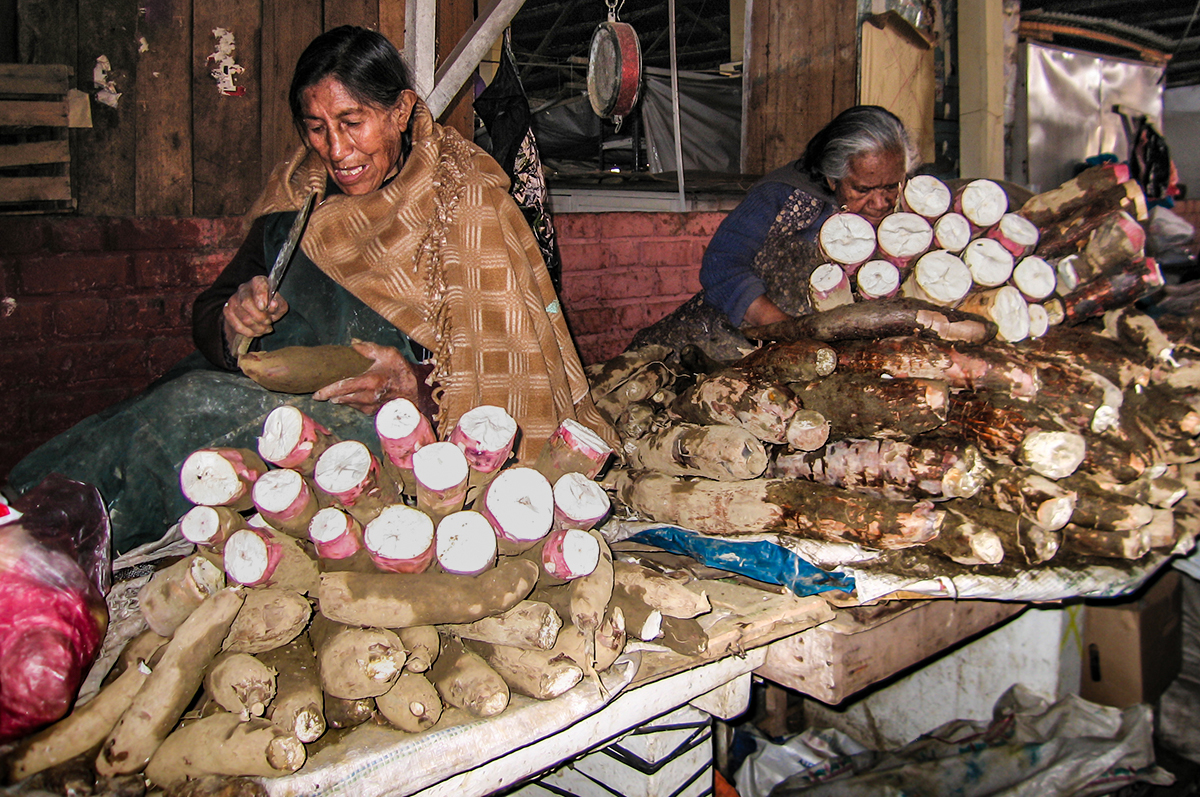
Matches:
[0,99,67,126]
[0,175,73,202]
[0,64,71,94]
[0,139,69,168]
[427,0,525,119]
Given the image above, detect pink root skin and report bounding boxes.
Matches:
[368,544,435,574]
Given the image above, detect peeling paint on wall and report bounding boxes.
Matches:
[207,28,246,96]
[92,55,122,108]
[138,36,150,54]
[1,297,15,318]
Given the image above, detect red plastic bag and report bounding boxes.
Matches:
[0,474,110,743]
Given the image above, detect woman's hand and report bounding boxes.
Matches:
[313,341,423,416]
[740,294,791,327]
[224,276,289,350]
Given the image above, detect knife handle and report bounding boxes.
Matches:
[230,331,253,361]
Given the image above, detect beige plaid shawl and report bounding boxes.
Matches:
[247,99,613,462]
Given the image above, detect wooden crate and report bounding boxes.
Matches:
[0,63,79,213]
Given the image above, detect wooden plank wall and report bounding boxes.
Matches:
[13,0,475,217]
[743,0,857,175]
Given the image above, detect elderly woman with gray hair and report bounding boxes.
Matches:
[627,105,915,360]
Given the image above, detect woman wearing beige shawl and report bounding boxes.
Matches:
[8,26,611,552]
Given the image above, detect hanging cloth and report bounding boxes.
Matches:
[475,30,565,291]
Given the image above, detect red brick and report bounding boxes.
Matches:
[52,296,110,337]
[19,253,132,295]
[147,335,196,375]
[641,239,703,268]
[110,217,232,251]
[110,292,192,333]
[0,296,51,342]
[553,213,602,241]
[0,218,48,255]
[683,212,728,238]
[0,389,30,440]
[132,251,185,289]
[656,265,702,296]
[558,242,605,272]
[595,269,654,301]
[43,339,149,384]
[559,271,610,307]
[593,239,639,269]
[0,346,49,387]
[187,251,236,287]
[45,217,108,253]
[566,306,619,337]
[577,335,627,366]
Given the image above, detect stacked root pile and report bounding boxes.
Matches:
[598,164,1200,567]
[4,401,716,791]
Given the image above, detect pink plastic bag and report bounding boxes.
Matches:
[0,474,110,743]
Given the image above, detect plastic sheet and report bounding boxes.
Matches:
[767,684,1173,796]
[0,474,110,742]
[623,525,855,596]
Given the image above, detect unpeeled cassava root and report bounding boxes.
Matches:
[97,589,245,776]
[239,345,372,394]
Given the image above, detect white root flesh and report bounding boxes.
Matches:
[223,529,278,587]
[903,174,951,218]
[552,472,611,531]
[958,286,1030,343]
[1020,431,1088,480]
[258,405,334,474]
[180,448,266,510]
[413,441,470,521]
[308,506,363,559]
[876,212,933,264]
[903,250,973,306]
[818,212,877,266]
[542,527,602,580]
[450,405,518,474]
[809,263,854,311]
[856,260,901,299]
[252,467,318,536]
[988,213,1040,258]
[179,504,244,548]
[314,440,376,498]
[482,467,555,544]
[957,178,1008,228]
[376,397,436,469]
[1012,256,1057,301]
[1028,303,1050,338]
[962,237,1015,287]
[436,510,498,575]
[932,212,972,253]
[364,504,436,573]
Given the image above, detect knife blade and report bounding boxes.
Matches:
[232,190,318,360]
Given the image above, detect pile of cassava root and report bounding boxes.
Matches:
[599,163,1200,567]
[5,400,720,791]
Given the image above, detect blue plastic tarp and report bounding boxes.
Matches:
[627,526,855,597]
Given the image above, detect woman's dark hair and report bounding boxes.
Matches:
[799,105,915,183]
[288,26,416,142]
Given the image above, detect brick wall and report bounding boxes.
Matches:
[557,212,722,364]
[0,217,245,480]
[0,211,721,482]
